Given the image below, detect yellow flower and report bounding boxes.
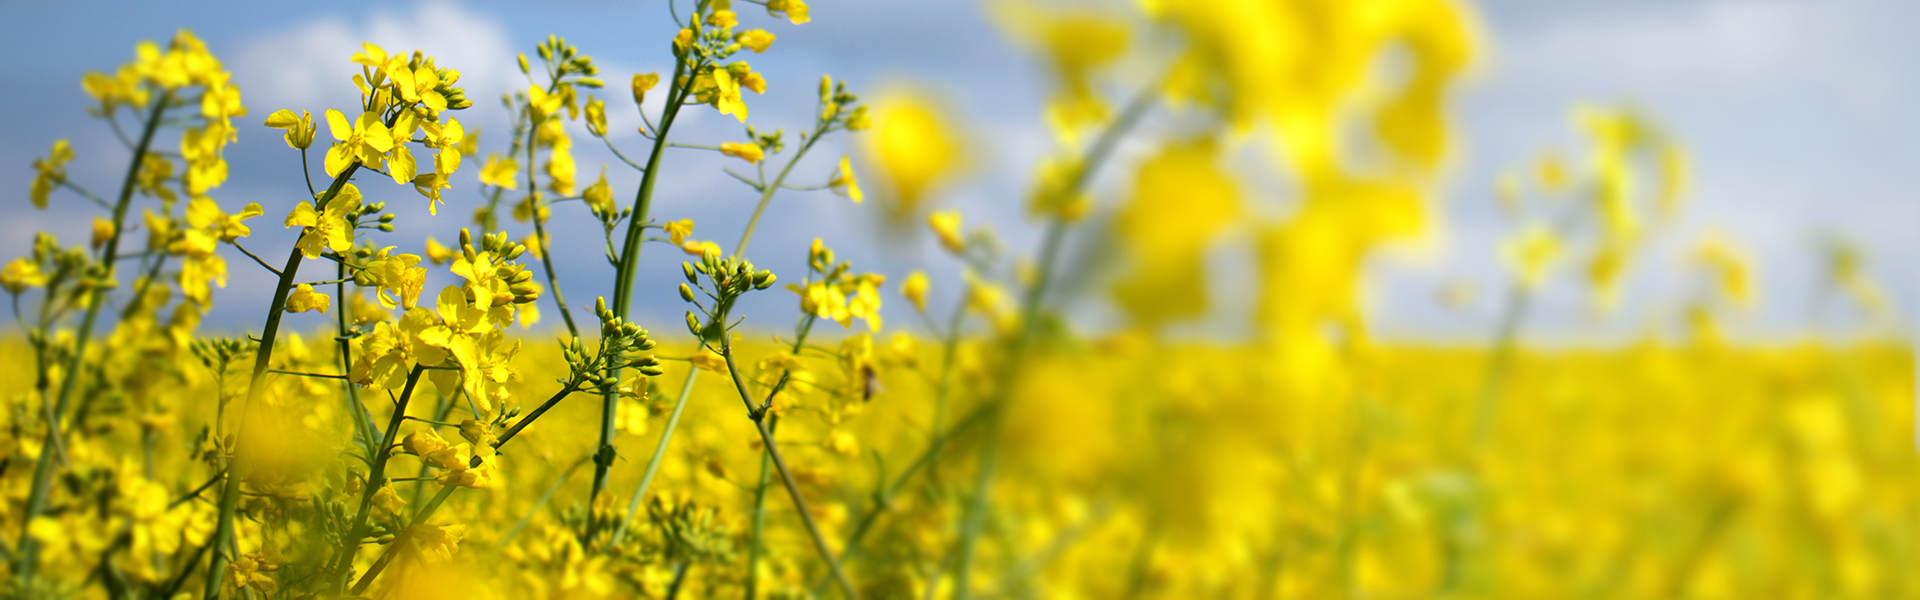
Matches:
[2,258,48,295]
[264,109,316,150]
[846,275,884,331]
[766,0,811,24]
[91,217,114,250]
[1695,234,1752,306]
[1501,224,1560,289]
[928,210,964,254]
[681,240,722,258]
[902,270,929,313]
[584,96,608,137]
[582,168,615,218]
[480,154,518,190]
[387,57,448,113]
[528,84,565,117]
[737,30,776,53]
[30,139,74,210]
[285,284,331,313]
[870,94,961,212]
[665,220,695,246]
[323,109,395,177]
[830,155,863,203]
[706,10,738,28]
[283,185,360,259]
[632,73,660,105]
[1110,139,1242,328]
[424,237,459,266]
[719,141,764,164]
[796,281,852,327]
[701,68,750,122]
[188,197,263,242]
[690,349,728,373]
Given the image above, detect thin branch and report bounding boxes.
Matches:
[229,241,283,276]
[268,369,347,380]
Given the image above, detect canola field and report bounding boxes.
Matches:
[3,0,1915,598]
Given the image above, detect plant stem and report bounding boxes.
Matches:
[327,364,425,594]
[205,163,363,599]
[809,402,992,595]
[14,89,170,581]
[733,121,827,258]
[592,58,696,538]
[949,84,1157,600]
[349,484,456,595]
[609,365,701,547]
[721,346,858,599]
[500,456,593,548]
[1470,283,1530,448]
[526,111,580,339]
[743,420,775,600]
[740,313,819,595]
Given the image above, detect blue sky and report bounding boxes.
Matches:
[3,0,1913,342]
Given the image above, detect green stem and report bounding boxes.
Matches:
[743,419,775,600]
[15,90,170,581]
[336,261,379,460]
[1469,283,1529,448]
[734,122,827,258]
[204,162,363,599]
[609,364,701,547]
[721,346,858,599]
[327,364,425,594]
[500,456,593,548]
[526,110,580,339]
[591,58,696,540]
[349,484,456,595]
[949,85,1156,600]
[809,402,992,595]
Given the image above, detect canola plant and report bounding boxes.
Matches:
[2,0,1912,598]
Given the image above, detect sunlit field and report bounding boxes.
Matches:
[3,0,1913,598]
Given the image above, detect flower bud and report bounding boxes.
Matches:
[678,283,696,303]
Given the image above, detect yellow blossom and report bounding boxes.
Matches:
[902,270,929,313]
[2,259,48,295]
[738,30,776,53]
[282,185,361,259]
[870,94,961,213]
[719,141,764,164]
[665,220,695,246]
[690,349,727,373]
[830,155,863,203]
[30,139,74,210]
[765,0,811,24]
[323,109,395,177]
[1502,224,1560,289]
[681,240,722,258]
[265,109,316,150]
[928,210,965,254]
[633,73,660,105]
[480,154,518,190]
[285,284,331,313]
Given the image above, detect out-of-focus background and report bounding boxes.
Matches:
[3,0,1913,343]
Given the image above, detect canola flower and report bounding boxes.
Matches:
[2,1,1912,599]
